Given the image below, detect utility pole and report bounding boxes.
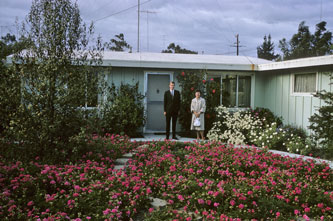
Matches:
[140,10,157,52]
[137,0,140,52]
[236,34,239,56]
[230,34,244,56]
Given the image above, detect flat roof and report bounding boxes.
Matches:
[258,54,333,71]
[100,51,272,71]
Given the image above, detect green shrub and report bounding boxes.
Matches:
[176,70,205,131]
[308,72,333,157]
[251,107,283,127]
[100,82,145,137]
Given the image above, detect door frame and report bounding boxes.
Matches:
[144,71,174,133]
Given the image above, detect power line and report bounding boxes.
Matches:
[94,0,153,23]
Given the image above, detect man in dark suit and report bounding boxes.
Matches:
[164,81,180,140]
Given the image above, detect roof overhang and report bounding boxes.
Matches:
[258,55,333,71]
[100,52,271,71]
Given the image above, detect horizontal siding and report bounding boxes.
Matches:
[255,69,333,133]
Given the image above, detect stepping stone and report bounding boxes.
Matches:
[149,197,167,210]
[113,165,125,170]
[122,153,133,158]
[115,158,130,165]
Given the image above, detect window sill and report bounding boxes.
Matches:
[291,93,315,97]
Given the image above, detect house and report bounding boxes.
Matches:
[98,52,333,134]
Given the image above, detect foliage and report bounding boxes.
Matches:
[0,134,150,220]
[0,34,28,136]
[207,106,262,144]
[176,70,205,131]
[279,21,332,60]
[1,138,332,220]
[257,34,279,61]
[104,33,131,52]
[6,0,104,158]
[308,72,333,157]
[100,82,145,137]
[250,107,283,128]
[138,142,332,220]
[162,43,198,54]
[204,77,221,134]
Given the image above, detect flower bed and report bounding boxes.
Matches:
[1,138,332,220]
[0,134,151,220]
[133,141,332,220]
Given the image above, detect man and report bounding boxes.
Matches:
[164,81,180,140]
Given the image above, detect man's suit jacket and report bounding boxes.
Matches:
[164,90,180,115]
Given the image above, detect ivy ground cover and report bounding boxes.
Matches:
[1,138,332,220]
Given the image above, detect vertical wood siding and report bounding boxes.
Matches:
[255,70,332,133]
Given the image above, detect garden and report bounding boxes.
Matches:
[1,0,333,220]
[1,136,332,220]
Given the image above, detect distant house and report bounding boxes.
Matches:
[98,52,333,133]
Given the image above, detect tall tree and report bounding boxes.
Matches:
[279,21,332,60]
[105,33,131,52]
[257,34,279,60]
[0,33,26,136]
[9,0,103,156]
[162,43,198,54]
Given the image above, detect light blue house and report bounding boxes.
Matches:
[96,52,333,134]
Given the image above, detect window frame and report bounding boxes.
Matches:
[291,72,318,97]
[206,72,253,108]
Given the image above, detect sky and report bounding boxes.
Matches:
[0,0,332,57]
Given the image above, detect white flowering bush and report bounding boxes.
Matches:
[207,106,262,144]
[250,122,286,150]
[250,122,314,155]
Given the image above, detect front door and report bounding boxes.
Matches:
[145,73,172,132]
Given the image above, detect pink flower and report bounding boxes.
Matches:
[230,200,235,206]
[103,208,111,215]
[238,204,244,209]
[294,209,299,215]
[304,207,310,213]
[276,212,280,217]
[303,214,310,221]
[214,202,219,207]
[27,201,34,206]
[178,195,185,201]
[181,72,185,76]
[50,180,56,184]
[86,217,91,220]
[202,80,206,84]
[198,199,204,204]
[149,208,154,213]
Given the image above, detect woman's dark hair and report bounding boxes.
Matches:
[195,89,201,93]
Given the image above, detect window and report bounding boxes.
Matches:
[208,74,251,108]
[238,76,251,107]
[293,73,316,94]
[222,75,237,107]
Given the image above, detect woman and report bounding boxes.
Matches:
[190,89,206,141]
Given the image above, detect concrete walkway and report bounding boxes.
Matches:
[130,134,333,169]
[130,134,195,143]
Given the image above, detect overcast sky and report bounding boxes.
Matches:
[1,0,332,57]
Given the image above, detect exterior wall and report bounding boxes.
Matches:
[254,67,333,133]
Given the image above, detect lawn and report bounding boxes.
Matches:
[0,136,332,220]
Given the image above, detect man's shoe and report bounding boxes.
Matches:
[166,136,169,140]
[172,137,178,140]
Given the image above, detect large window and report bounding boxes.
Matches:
[208,74,251,108]
[293,73,316,94]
